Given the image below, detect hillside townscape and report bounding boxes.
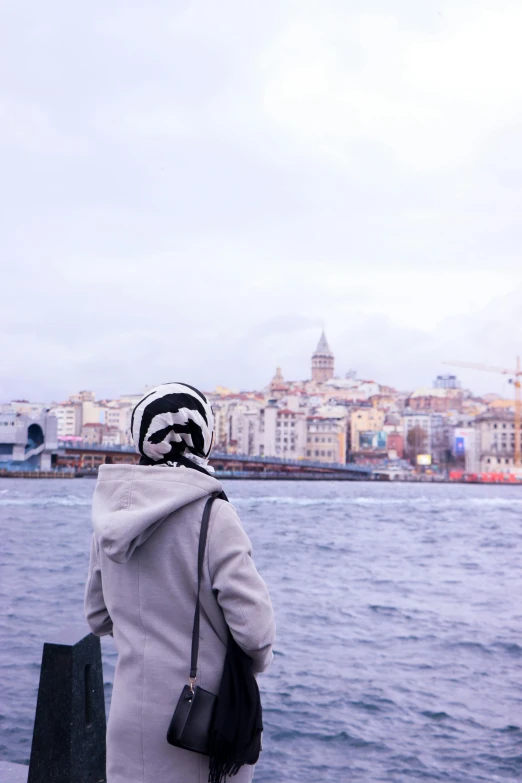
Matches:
[1,334,520,480]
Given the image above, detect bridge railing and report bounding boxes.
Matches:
[60,444,372,473]
[210,451,371,472]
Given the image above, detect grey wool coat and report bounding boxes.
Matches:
[84,464,276,783]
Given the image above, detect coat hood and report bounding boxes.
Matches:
[92,464,224,563]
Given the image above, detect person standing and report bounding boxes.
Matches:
[85,382,276,782]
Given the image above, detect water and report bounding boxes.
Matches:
[1,479,521,782]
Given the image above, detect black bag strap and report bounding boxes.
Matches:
[189,492,224,684]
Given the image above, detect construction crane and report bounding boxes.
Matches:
[443,357,521,469]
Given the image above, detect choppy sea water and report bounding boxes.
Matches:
[0,478,521,782]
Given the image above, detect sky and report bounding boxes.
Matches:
[2,0,522,402]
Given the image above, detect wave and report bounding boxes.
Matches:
[235,496,409,507]
[0,497,92,507]
[369,604,400,614]
[3,494,521,510]
[492,642,522,656]
[235,495,522,508]
[443,640,520,657]
[2,485,521,510]
[421,710,451,721]
[271,727,380,747]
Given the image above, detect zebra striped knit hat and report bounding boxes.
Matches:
[130,382,214,465]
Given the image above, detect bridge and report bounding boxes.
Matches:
[209,451,372,479]
[57,445,373,479]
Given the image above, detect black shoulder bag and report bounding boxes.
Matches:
[167,493,219,755]
[167,491,264,781]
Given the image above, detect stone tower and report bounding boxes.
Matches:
[269,366,289,398]
[311,332,334,383]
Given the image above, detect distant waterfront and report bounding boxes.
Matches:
[2,464,521,485]
[1,479,521,782]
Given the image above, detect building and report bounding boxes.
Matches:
[101,426,127,447]
[103,402,133,445]
[306,415,346,463]
[402,412,449,465]
[236,409,262,456]
[434,374,461,390]
[311,332,335,384]
[7,400,49,418]
[208,394,265,455]
[350,408,386,453]
[81,399,103,426]
[0,411,58,470]
[259,397,348,464]
[474,411,519,474]
[369,392,399,410]
[119,391,150,407]
[49,403,82,438]
[382,414,404,458]
[50,390,102,438]
[324,377,380,402]
[407,387,463,413]
[228,401,262,455]
[268,367,289,399]
[51,392,134,445]
[262,405,307,459]
[69,390,96,403]
[211,399,229,451]
[81,422,106,446]
[386,432,404,459]
[451,427,478,473]
[67,390,107,427]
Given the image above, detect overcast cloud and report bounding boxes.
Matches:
[2,0,522,401]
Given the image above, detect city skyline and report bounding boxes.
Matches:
[2,365,520,409]
[2,333,520,477]
[2,1,522,402]
[2,327,519,406]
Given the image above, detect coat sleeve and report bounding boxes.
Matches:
[84,534,113,637]
[208,502,276,674]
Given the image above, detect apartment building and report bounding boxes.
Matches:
[407,387,463,413]
[306,416,346,464]
[261,404,307,459]
[475,411,519,474]
[103,403,133,445]
[350,407,386,452]
[49,403,82,438]
[81,422,106,445]
[402,411,449,464]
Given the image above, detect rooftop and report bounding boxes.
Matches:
[313,331,333,356]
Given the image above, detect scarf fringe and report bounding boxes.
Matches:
[208,756,243,783]
[208,732,262,783]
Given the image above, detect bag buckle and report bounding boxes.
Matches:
[189,676,197,693]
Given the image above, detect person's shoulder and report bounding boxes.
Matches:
[211,497,243,529]
[208,497,251,555]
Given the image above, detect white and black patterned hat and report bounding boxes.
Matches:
[131,382,214,463]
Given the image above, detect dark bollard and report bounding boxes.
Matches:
[27,624,106,783]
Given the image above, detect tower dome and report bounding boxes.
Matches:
[270,366,286,390]
[269,366,289,398]
[311,332,334,383]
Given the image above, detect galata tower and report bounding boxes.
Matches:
[311,331,334,383]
